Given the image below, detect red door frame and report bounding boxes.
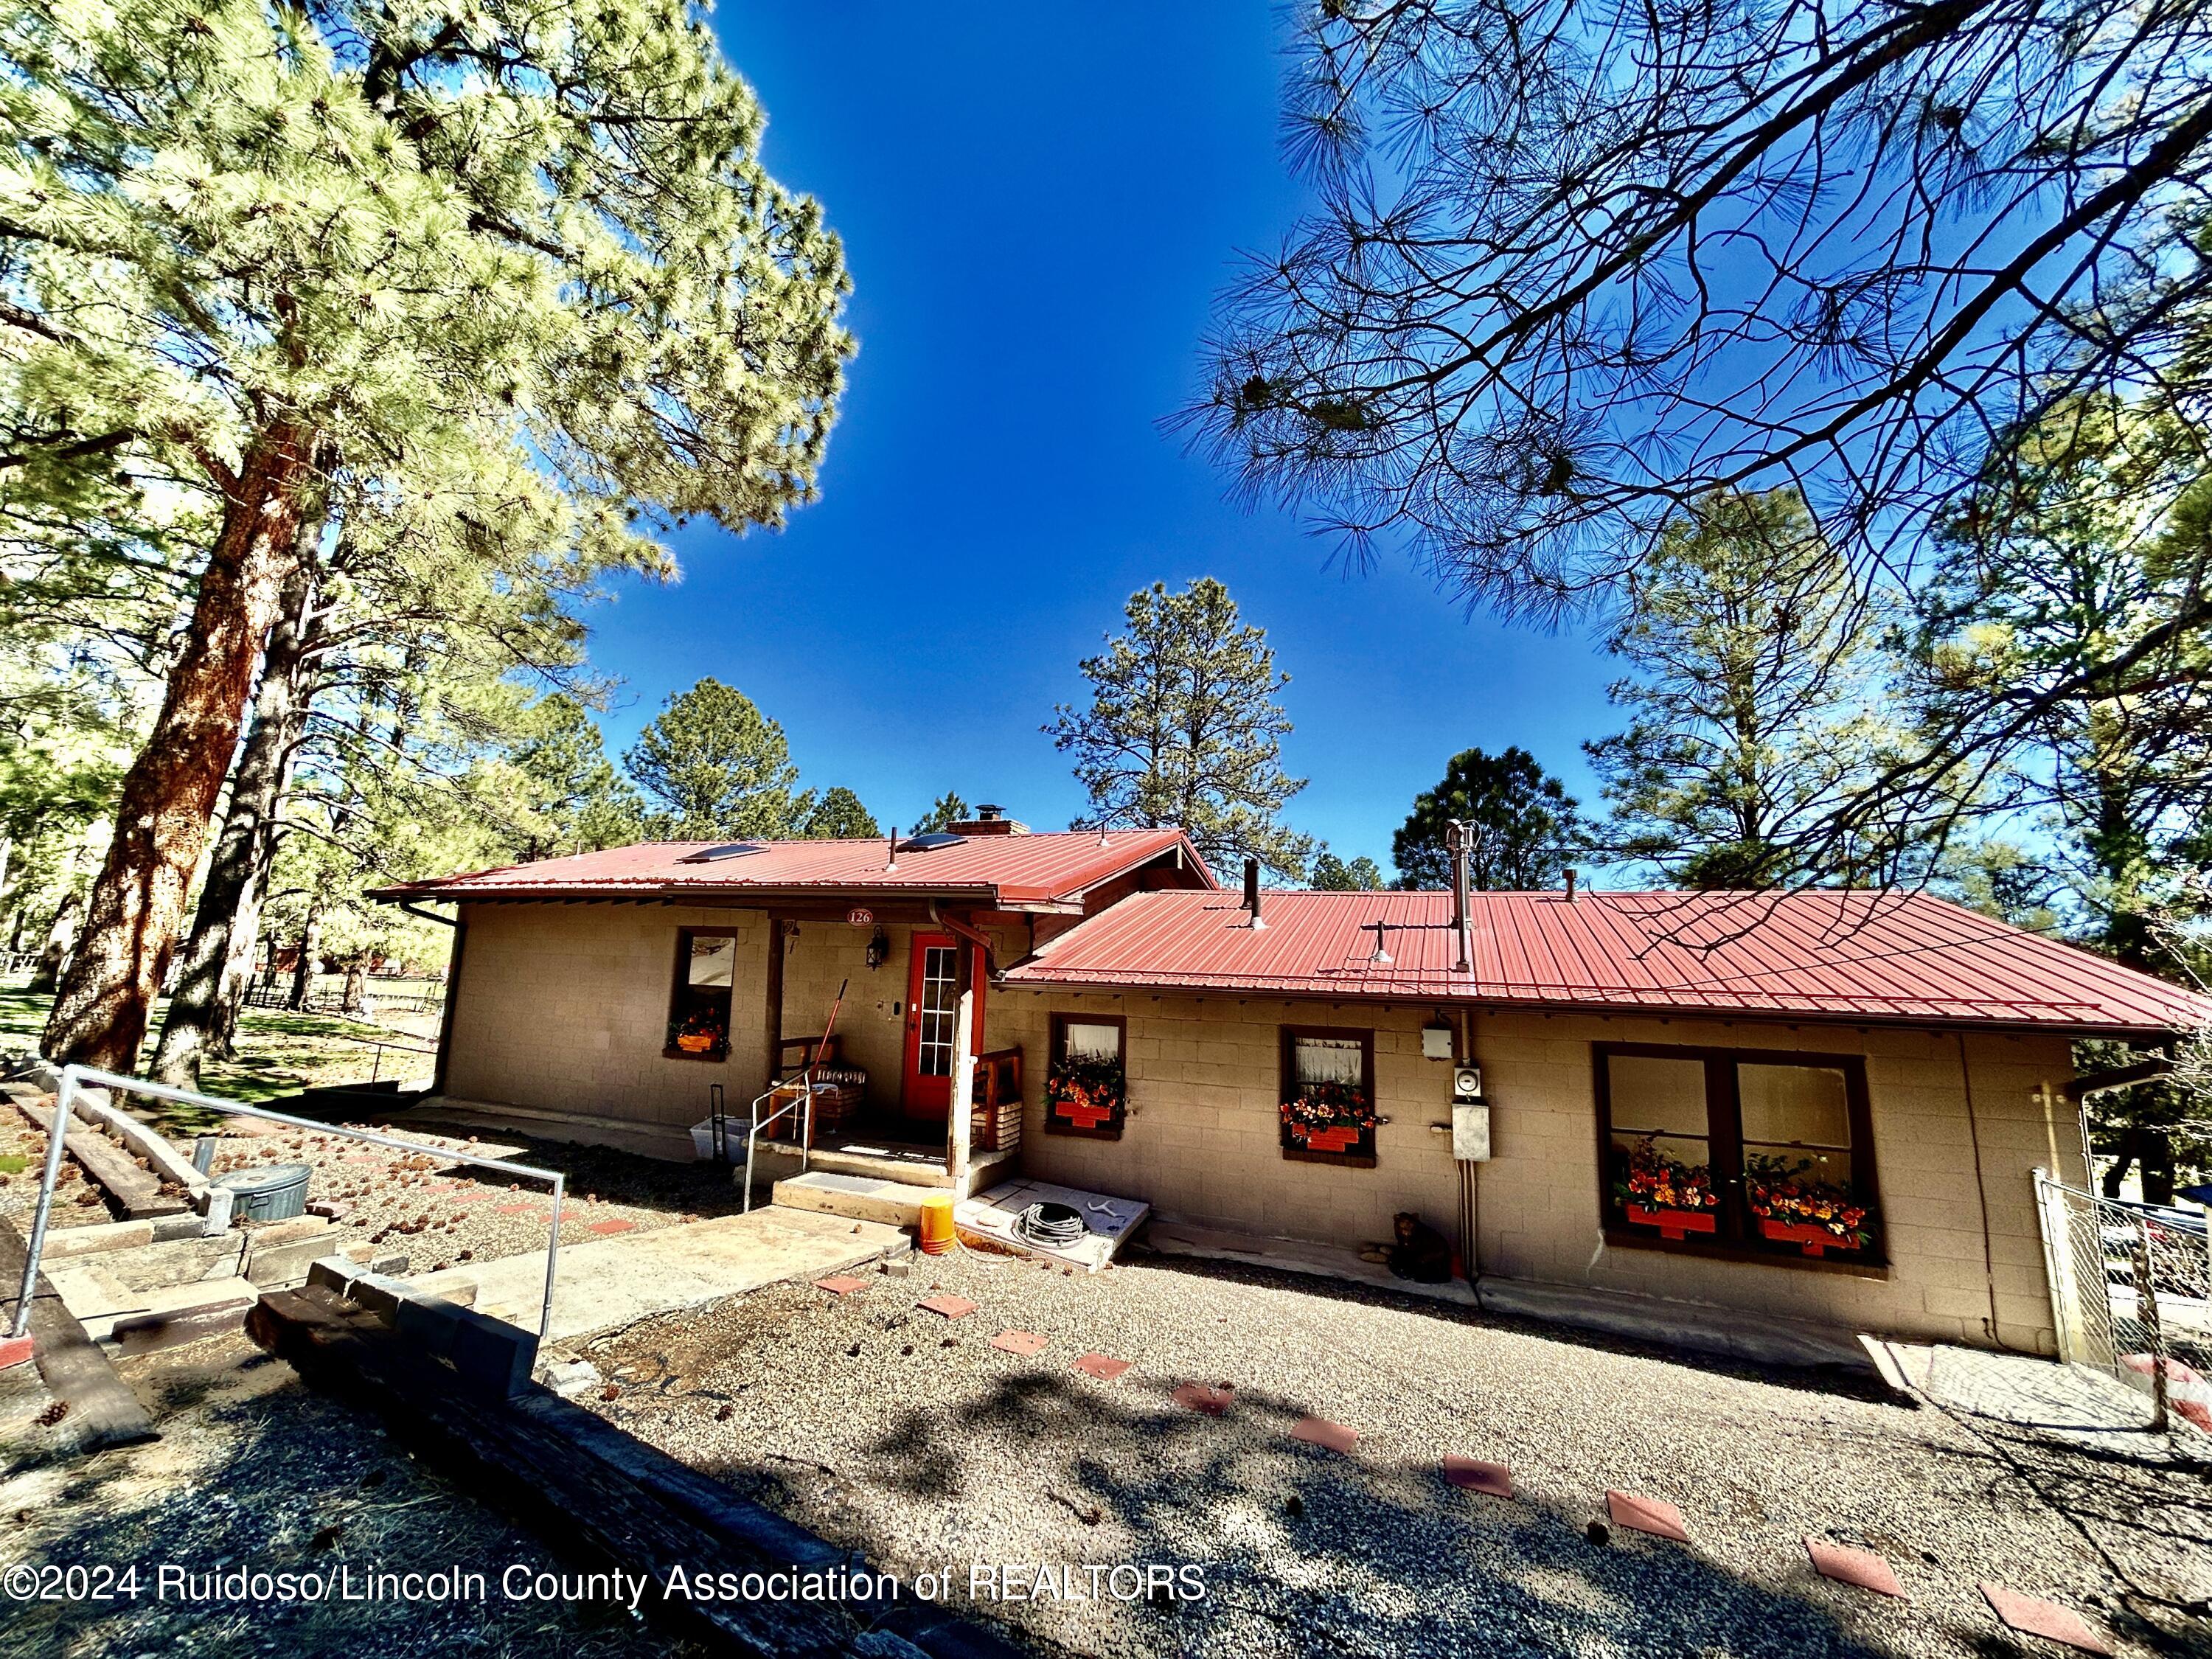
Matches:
[900,931,985,1124]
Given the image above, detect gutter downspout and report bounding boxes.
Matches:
[928,900,996,975]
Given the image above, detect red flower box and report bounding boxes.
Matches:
[1759,1218,1857,1257]
[1624,1204,1717,1242]
[1303,1124,1363,1155]
[1054,1099,1114,1130]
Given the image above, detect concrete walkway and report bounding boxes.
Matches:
[411,1208,908,1342]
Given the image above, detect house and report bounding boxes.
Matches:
[378,818,2212,1358]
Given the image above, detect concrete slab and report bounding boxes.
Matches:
[407,1209,908,1342]
[1147,1218,1480,1306]
[955,1178,1148,1271]
[1144,1219,1873,1371]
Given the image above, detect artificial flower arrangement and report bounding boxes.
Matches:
[1046,1054,1127,1134]
[1745,1152,1872,1253]
[1612,1136,1719,1236]
[1279,1078,1378,1155]
[667,1008,728,1057]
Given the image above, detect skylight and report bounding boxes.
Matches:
[678,842,767,863]
[897,832,967,853]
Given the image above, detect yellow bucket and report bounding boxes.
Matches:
[917,1192,956,1255]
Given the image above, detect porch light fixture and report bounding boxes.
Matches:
[866,927,889,971]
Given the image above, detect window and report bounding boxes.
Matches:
[1279,1026,1378,1166]
[666,930,738,1060]
[1046,1012,1127,1138]
[1595,1044,1881,1263]
[914,943,959,1077]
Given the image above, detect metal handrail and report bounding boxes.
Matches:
[7,1064,566,1346]
[740,1072,815,1213]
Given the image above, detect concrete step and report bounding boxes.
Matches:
[771,1170,931,1228]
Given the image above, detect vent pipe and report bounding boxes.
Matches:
[1448,820,1472,973]
[1565,867,1578,901]
[1243,856,1264,929]
[886,827,898,872]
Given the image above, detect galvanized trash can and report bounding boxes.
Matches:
[212,1162,313,1222]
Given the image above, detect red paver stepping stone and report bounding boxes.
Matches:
[585,1218,637,1237]
[1444,1455,1512,1498]
[1290,1415,1357,1453]
[1074,1352,1132,1381]
[1806,1538,1904,1598]
[918,1295,978,1320]
[814,1276,869,1295]
[1172,1382,1234,1416]
[450,1192,493,1205]
[496,1203,540,1216]
[1980,1584,2111,1654]
[990,1330,1048,1356]
[1606,1490,1689,1542]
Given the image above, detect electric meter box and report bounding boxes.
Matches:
[1452,1102,1492,1163]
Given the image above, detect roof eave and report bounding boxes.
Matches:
[997,973,2188,1039]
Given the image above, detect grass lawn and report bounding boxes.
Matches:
[0,976,437,1131]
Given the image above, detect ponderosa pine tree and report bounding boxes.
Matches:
[7,0,851,1069]
[1913,403,2212,966]
[1310,850,1384,890]
[1391,748,1583,890]
[625,679,815,840]
[802,787,881,839]
[1048,578,1315,880]
[912,791,970,835]
[1583,490,1916,888]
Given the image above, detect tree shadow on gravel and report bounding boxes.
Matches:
[592,1333,1944,1659]
[812,1363,1910,1658]
[1,1343,680,1659]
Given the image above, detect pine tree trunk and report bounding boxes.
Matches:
[41,422,321,1071]
[288,905,322,1012]
[27,886,83,995]
[341,959,368,1016]
[150,536,323,1088]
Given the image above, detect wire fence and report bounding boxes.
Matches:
[241,973,446,1019]
[2034,1169,2212,1434]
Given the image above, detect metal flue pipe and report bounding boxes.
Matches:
[1448,820,1472,973]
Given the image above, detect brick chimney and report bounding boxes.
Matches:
[946,804,1028,836]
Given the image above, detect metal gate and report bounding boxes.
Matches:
[2034,1168,2211,1433]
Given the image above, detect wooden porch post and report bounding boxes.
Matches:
[946,935,976,1186]
[763,914,785,1098]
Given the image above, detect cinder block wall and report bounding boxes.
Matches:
[446,903,771,1138]
[446,903,1030,1134]
[990,988,2084,1354]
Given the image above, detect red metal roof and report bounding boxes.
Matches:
[1003,888,2212,1036]
[374,830,1212,908]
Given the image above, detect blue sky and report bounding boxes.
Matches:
[581,3,1620,876]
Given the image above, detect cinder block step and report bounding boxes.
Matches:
[771,1170,929,1229]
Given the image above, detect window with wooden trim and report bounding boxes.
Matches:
[1279,1026,1378,1166]
[1595,1043,1882,1264]
[1046,1012,1127,1138]
[666,930,739,1060]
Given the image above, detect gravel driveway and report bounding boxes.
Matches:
[578,1247,2211,1659]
